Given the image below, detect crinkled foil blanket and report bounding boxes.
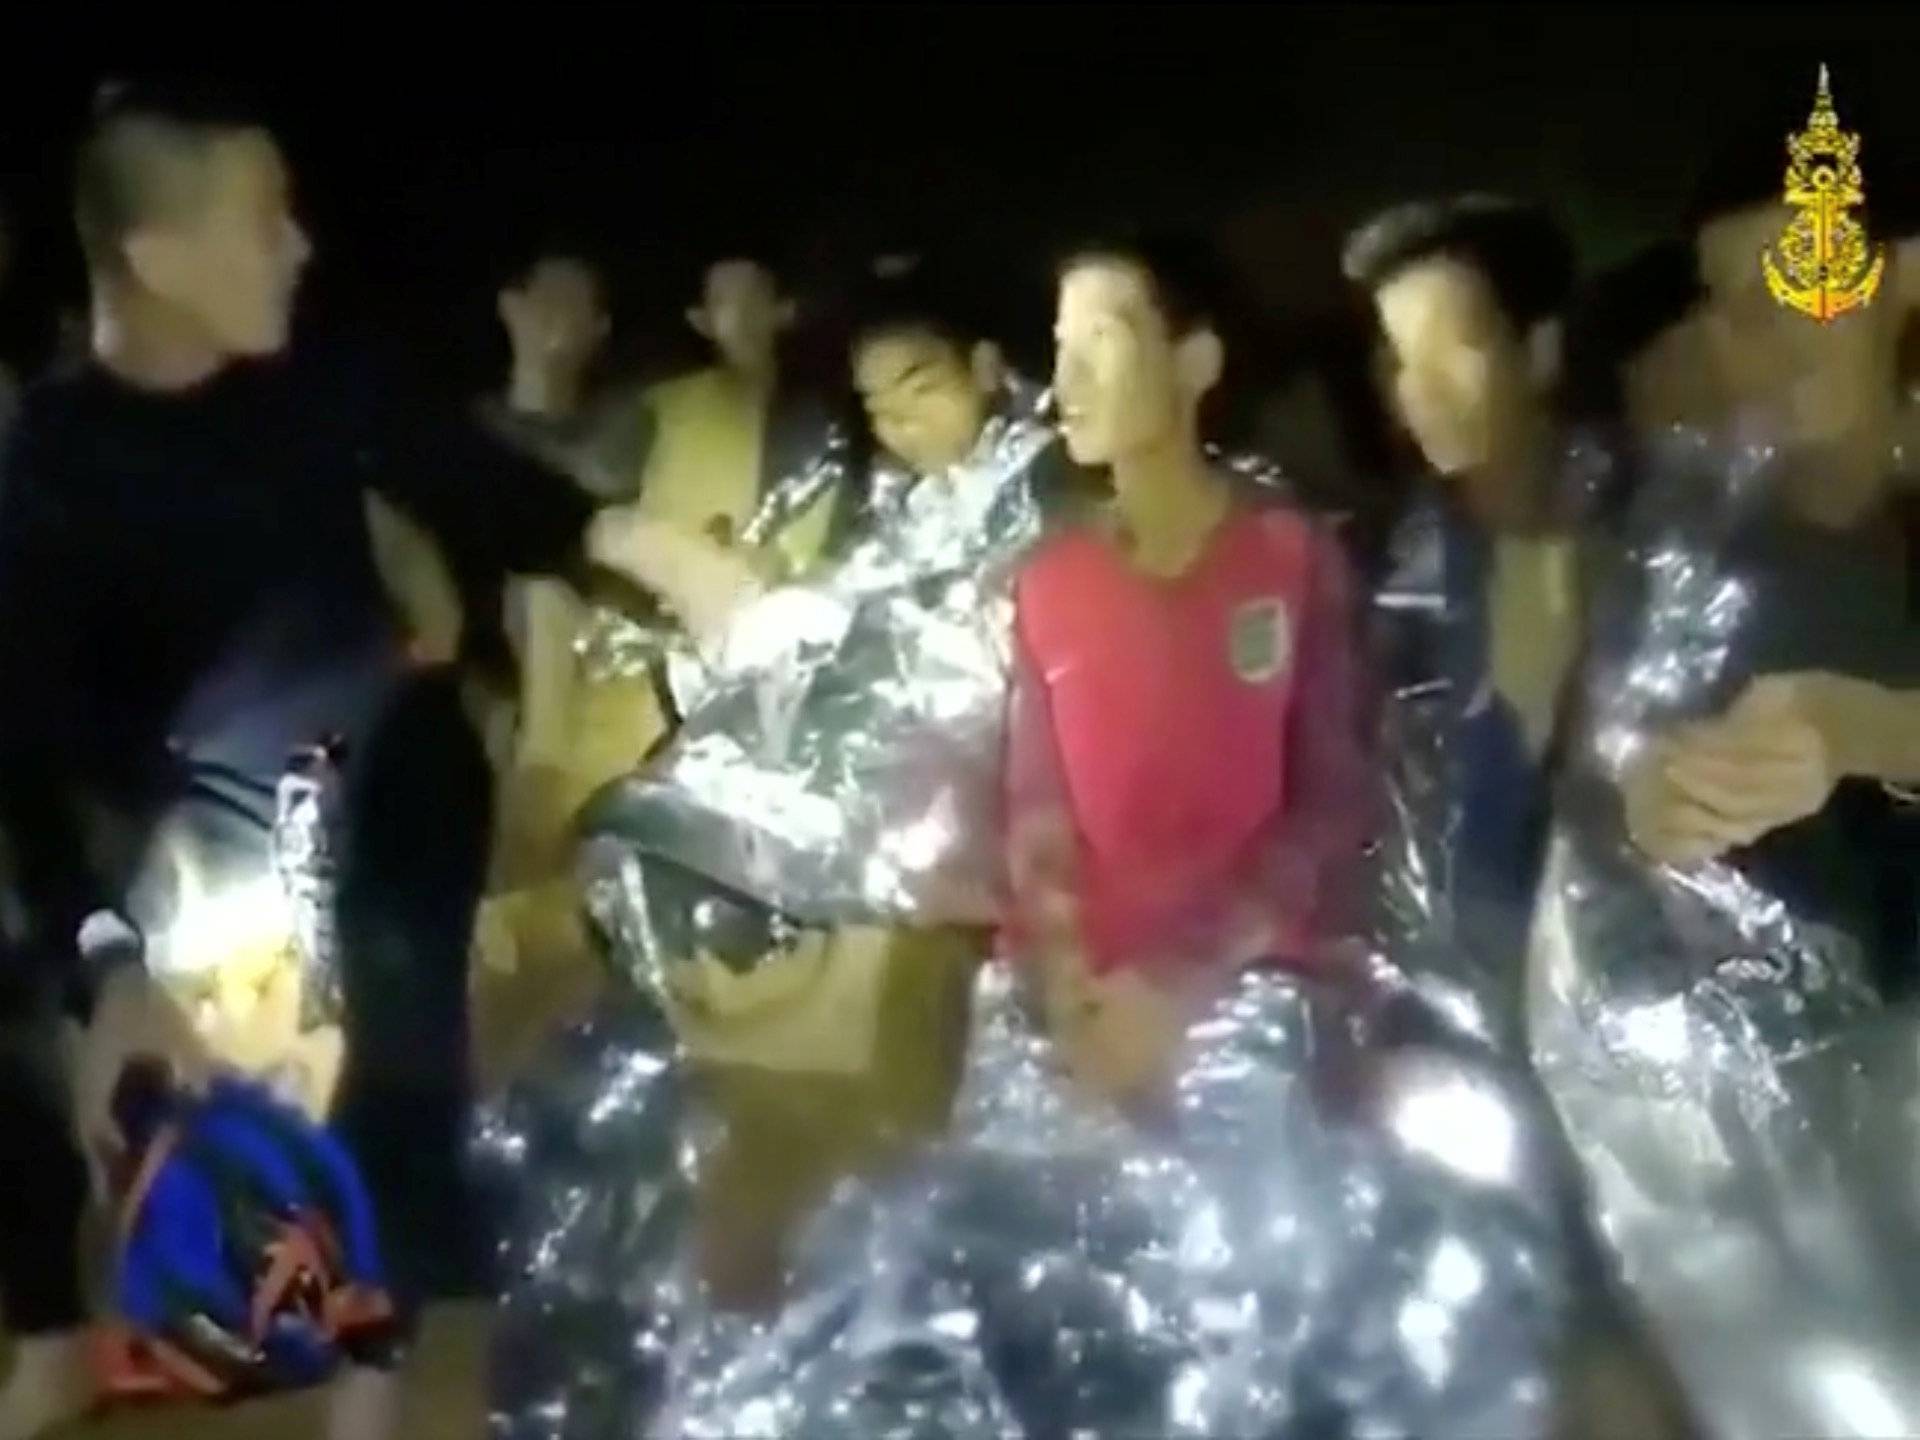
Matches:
[480,430,1618,1438]
[575,395,1057,937]
[482,962,1589,1440]
[1529,426,1920,1439]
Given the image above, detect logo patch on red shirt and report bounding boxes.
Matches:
[1228,598,1291,684]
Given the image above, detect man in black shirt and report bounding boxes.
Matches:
[0,84,646,1435]
[481,249,650,504]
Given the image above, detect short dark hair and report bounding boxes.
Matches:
[698,250,787,301]
[849,263,987,358]
[502,246,609,304]
[1342,194,1574,333]
[1058,231,1234,341]
[75,80,272,276]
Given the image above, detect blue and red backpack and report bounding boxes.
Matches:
[93,1065,398,1402]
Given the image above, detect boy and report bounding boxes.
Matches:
[579,268,1066,1305]
[1005,236,1374,1108]
[1527,95,1920,1440]
[1342,195,1594,998]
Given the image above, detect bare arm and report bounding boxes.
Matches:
[363,492,463,667]
[511,577,583,768]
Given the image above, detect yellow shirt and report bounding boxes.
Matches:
[636,368,765,535]
[634,367,834,574]
[492,370,840,885]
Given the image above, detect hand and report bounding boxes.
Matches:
[583,502,641,570]
[1008,815,1080,947]
[363,492,463,668]
[1621,675,1838,865]
[72,968,212,1187]
[1039,943,1189,1112]
[585,509,762,646]
[584,505,687,609]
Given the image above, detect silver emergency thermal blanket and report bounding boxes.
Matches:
[1368,429,1625,1058]
[480,422,1599,1438]
[481,961,1584,1440]
[576,385,1057,996]
[1528,424,1920,1440]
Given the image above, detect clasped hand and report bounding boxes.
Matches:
[1621,673,1840,866]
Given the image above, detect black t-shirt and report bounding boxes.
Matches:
[1724,512,1919,988]
[0,345,592,980]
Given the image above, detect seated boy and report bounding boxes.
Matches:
[1005,237,1375,1110]
[582,267,1068,1307]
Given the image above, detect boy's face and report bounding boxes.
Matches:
[1053,258,1203,468]
[691,259,791,374]
[128,131,312,358]
[1374,257,1534,480]
[500,257,609,369]
[852,327,991,475]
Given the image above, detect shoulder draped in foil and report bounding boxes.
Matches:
[1369,428,1622,1050]
[578,382,1058,956]
[1529,422,1920,1440]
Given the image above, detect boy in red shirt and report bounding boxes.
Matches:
[1006,237,1375,1109]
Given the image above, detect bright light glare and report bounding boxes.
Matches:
[1386,1061,1521,1187]
[1802,1349,1913,1438]
[162,872,295,981]
[1397,1297,1452,1388]
[1425,1237,1486,1306]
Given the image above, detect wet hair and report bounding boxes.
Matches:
[75,80,271,276]
[1057,231,1234,341]
[849,263,988,360]
[1341,195,1574,335]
